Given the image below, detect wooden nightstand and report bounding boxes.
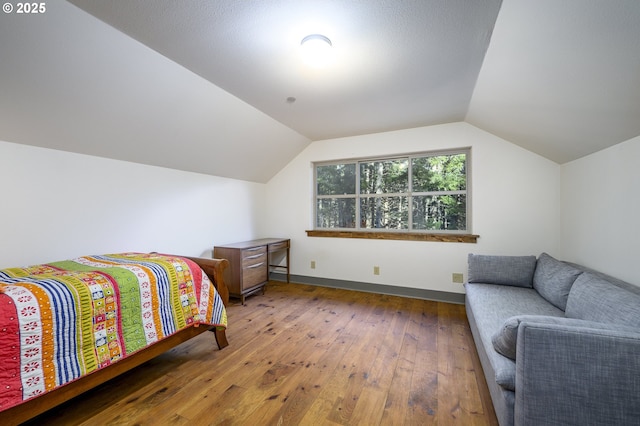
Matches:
[213,238,290,304]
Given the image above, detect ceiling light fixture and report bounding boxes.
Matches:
[300,34,333,68]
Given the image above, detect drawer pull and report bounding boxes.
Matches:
[245,247,263,252]
[245,253,264,260]
[247,262,265,269]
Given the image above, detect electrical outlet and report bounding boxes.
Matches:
[374,266,380,275]
[310,260,316,269]
[452,273,464,283]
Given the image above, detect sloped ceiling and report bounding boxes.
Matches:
[467,0,640,163]
[1,0,639,183]
[67,0,500,141]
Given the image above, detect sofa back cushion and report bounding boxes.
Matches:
[467,254,537,288]
[533,253,583,311]
[565,272,640,327]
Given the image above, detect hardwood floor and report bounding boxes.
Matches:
[23,281,498,426]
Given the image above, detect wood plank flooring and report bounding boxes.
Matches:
[23,281,498,426]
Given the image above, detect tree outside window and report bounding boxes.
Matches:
[315,149,469,233]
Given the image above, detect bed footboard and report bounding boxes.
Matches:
[184,256,230,349]
[184,256,230,306]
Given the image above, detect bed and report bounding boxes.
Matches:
[0,252,229,425]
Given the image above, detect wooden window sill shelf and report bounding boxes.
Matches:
[305,230,478,243]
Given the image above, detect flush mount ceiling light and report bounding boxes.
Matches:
[300,34,333,68]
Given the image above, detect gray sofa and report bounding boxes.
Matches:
[464,253,640,426]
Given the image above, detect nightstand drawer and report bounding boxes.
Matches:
[268,240,289,252]
[242,245,266,257]
[242,247,266,268]
[243,261,267,287]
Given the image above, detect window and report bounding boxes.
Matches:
[314,149,470,233]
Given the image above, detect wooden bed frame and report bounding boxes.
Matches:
[1,256,230,426]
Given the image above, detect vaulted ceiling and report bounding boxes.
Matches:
[1,0,639,182]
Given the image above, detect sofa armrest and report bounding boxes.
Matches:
[514,322,640,426]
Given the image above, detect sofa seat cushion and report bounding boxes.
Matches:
[467,254,537,288]
[464,283,564,391]
[492,315,637,360]
[565,272,640,327]
[533,253,583,310]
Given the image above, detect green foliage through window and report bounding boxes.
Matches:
[315,150,469,232]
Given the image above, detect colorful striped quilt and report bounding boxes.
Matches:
[0,252,227,411]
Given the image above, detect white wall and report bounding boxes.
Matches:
[0,140,265,269]
[265,122,561,294]
[560,135,640,285]
[5,123,635,293]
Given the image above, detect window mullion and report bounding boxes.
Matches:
[408,158,413,231]
[356,162,361,230]
[412,190,466,196]
[317,194,355,199]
